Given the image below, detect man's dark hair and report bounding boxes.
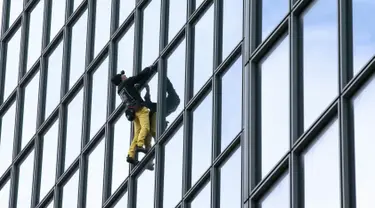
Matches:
[111,70,125,86]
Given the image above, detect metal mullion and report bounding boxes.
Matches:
[30,134,43,207]
[54,105,66,208]
[111,0,119,33]
[0,0,7,36]
[290,149,304,208]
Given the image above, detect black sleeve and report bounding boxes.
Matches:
[131,65,157,85]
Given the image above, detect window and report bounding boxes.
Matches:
[21,71,40,149]
[191,92,212,186]
[16,150,35,208]
[193,6,214,96]
[69,10,88,89]
[221,57,242,151]
[113,191,128,208]
[118,0,135,27]
[86,139,105,208]
[3,28,22,102]
[260,173,290,208]
[8,0,23,28]
[45,40,64,119]
[220,148,241,208]
[50,0,66,41]
[39,120,59,202]
[163,126,184,208]
[26,0,45,71]
[136,158,156,208]
[261,0,288,41]
[115,25,135,108]
[90,57,109,139]
[141,0,161,68]
[303,0,338,131]
[61,170,80,208]
[168,0,186,42]
[303,119,340,208]
[0,180,11,208]
[222,0,243,59]
[353,75,375,208]
[73,0,83,12]
[93,0,111,57]
[260,37,289,178]
[0,103,16,176]
[190,182,211,208]
[111,114,131,194]
[195,0,204,10]
[45,200,54,208]
[64,90,84,171]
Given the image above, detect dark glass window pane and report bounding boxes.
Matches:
[222,0,243,59]
[136,158,155,208]
[16,150,35,207]
[8,0,23,28]
[168,0,186,42]
[190,182,211,207]
[0,103,16,176]
[303,0,338,130]
[119,0,135,26]
[94,0,111,57]
[0,180,11,207]
[304,119,340,208]
[261,0,288,41]
[50,0,66,41]
[220,148,241,207]
[61,169,79,207]
[260,173,290,208]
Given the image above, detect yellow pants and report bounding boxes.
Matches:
[128,107,150,158]
[145,112,157,148]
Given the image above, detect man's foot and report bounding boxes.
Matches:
[126,155,138,164]
[145,162,154,171]
[135,145,147,154]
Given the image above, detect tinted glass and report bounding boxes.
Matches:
[21,71,40,149]
[303,0,338,130]
[111,114,131,194]
[115,25,135,108]
[141,0,161,68]
[168,0,186,42]
[45,40,63,119]
[50,0,66,41]
[3,28,21,101]
[86,139,105,208]
[261,0,288,41]
[260,173,290,208]
[163,126,184,208]
[191,92,212,186]
[304,119,340,208]
[8,0,23,28]
[136,159,155,208]
[0,180,10,208]
[193,6,214,96]
[69,10,88,89]
[353,75,375,208]
[220,148,241,207]
[64,90,84,171]
[90,57,109,139]
[261,37,289,178]
[222,0,243,59]
[113,191,128,208]
[0,103,16,176]
[190,182,211,208]
[119,0,135,26]
[61,169,79,208]
[16,150,35,208]
[94,0,111,57]
[221,57,242,151]
[26,0,45,71]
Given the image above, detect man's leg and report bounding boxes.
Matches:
[145,112,157,150]
[127,117,140,164]
[135,107,150,150]
[166,78,180,116]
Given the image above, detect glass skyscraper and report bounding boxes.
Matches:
[0,0,374,207]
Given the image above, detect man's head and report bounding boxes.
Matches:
[111,70,127,86]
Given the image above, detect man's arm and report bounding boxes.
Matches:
[128,64,157,86]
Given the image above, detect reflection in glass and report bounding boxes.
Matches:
[64,90,84,171]
[119,0,135,26]
[222,0,243,58]
[136,160,155,208]
[3,28,22,101]
[141,0,161,68]
[260,173,290,208]
[39,120,59,202]
[69,10,88,89]
[50,0,66,41]
[193,6,214,96]
[114,191,128,208]
[116,25,135,107]
[27,0,45,71]
[86,139,105,208]
[112,115,131,194]
[221,57,242,151]
[168,0,186,42]
[0,103,16,176]
[90,58,109,139]
[45,40,64,119]
[303,0,338,130]
[353,75,375,208]
[61,170,79,208]
[190,182,211,208]
[192,92,212,186]
[8,0,23,28]
[163,127,184,208]
[261,0,288,40]
[220,148,241,208]
[304,119,340,208]
[353,0,375,76]
[0,180,10,207]
[16,150,35,208]
[166,39,185,124]
[261,37,289,178]
[94,0,111,57]
[21,72,40,149]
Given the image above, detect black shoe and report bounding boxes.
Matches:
[126,155,137,164]
[136,145,147,154]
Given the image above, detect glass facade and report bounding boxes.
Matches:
[0,0,371,207]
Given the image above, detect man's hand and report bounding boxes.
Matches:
[144,84,150,93]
